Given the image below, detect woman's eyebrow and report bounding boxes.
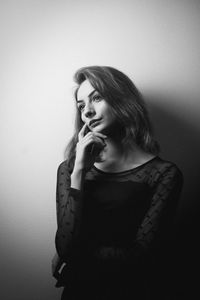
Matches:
[76,89,97,103]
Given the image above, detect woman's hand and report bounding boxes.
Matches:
[51,252,65,279]
[74,123,107,172]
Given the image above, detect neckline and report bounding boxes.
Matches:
[93,156,158,175]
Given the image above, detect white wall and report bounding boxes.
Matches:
[0,0,200,299]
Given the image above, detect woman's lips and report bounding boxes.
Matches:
[90,119,101,128]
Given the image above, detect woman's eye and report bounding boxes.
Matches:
[93,94,102,102]
[78,104,85,111]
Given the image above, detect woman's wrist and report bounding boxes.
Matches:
[73,160,85,172]
[71,165,86,190]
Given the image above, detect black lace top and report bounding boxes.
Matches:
[55,156,183,286]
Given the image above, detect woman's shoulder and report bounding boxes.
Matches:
[148,156,183,183]
[152,156,182,172]
[58,159,68,168]
[57,159,72,176]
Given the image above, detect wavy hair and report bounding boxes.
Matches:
[64,66,160,172]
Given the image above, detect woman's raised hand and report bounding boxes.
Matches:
[74,123,107,172]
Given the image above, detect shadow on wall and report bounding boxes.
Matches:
[148,95,200,298]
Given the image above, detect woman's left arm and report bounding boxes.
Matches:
[128,164,184,263]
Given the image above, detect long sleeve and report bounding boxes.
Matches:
[55,161,83,261]
[128,164,182,263]
[134,164,183,252]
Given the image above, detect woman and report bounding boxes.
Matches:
[52,66,183,300]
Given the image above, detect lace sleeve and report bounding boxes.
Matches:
[136,165,183,248]
[55,161,83,261]
[126,164,183,263]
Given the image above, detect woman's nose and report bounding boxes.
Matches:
[84,103,95,118]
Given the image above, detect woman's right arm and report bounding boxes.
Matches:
[55,123,107,261]
[55,160,85,261]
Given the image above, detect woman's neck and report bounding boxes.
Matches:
[94,136,155,172]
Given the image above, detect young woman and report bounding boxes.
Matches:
[52,66,183,300]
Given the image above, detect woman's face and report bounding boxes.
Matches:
[76,79,117,134]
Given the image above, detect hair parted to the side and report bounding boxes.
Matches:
[64,65,160,172]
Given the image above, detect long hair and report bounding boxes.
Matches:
[64,65,160,172]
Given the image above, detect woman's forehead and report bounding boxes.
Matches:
[77,79,95,101]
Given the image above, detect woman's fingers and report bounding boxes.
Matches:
[82,135,106,148]
[78,123,88,139]
[78,123,107,141]
[88,131,107,139]
[81,130,107,144]
[75,124,107,170]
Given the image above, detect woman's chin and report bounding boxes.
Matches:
[91,126,105,134]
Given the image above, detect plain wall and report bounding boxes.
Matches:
[0,0,200,299]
